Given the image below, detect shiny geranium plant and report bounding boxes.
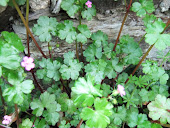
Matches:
[0,0,169,128]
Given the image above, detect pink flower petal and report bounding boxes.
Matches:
[21,62,26,67]
[2,120,10,125]
[23,56,29,61]
[27,57,34,63]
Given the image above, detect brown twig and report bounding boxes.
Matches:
[12,0,47,58]
[14,104,19,128]
[76,119,83,128]
[113,0,132,51]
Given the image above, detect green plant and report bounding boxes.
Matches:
[0,0,169,127]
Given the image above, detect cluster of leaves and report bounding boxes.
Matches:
[0,0,170,128]
[0,32,34,106]
[36,51,83,82]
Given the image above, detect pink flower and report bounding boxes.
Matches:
[117,85,126,97]
[2,115,12,125]
[21,56,35,71]
[85,0,92,8]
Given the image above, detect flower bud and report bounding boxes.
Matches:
[112,98,117,104]
[112,90,119,96]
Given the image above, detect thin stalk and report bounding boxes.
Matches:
[160,50,170,67]
[12,0,47,58]
[125,19,170,84]
[60,78,70,96]
[26,0,30,57]
[15,104,19,128]
[122,122,125,128]
[76,41,79,60]
[126,86,136,108]
[113,0,132,51]
[125,44,154,84]
[138,33,146,44]
[31,70,44,93]
[76,119,83,128]
[0,86,6,114]
[48,42,52,58]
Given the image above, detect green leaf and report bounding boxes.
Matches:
[33,16,58,42]
[81,98,113,128]
[77,24,91,44]
[59,120,71,128]
[72,75,102,107]
[58,20,77,43]
[57,93,76,114]
[61,0,80,17]
[110,106,127,125]
[104,58,123,79]
[101,84,112,97]
[91,30,108,47]
[0,0,9,6]
[83,44,102,62]
[143,14,156,27]
[60,59,82,80]
[1,31,24,52]
[151,123,162,128]
[85,59,107,83]
[131,0,155,17]
[43,111,60,126]
[19,118,33,128]
[145,19,170,50]
[30,92,59,116]
[127,112,149,128]
[3,80,34,105]
[47,60,61,81]
[120,35,142,65]
[139,88,149,103]
[81,5,96,20]
[147,94,170,124]
[63,51,75,65]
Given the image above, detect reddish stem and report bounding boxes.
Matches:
[0,86,6,113]
[113,0,132,51]
[76,119,83,128]
[31,70,44,93]
[125,19,170,84]
[12,0,47,58]
[48,42,52,58]
[15,104,19,128]
[26,0,30,57]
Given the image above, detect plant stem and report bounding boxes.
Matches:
[126,86,136,108]
[31,70,44,93]
[113,0,132,51]
[15,104,19,128]
[26,0,30,57]
[48,42,52,58]
[0,86,6,114]
[76,119,83,128]
[125,19,170,84]
[125,44,154,84]
[76,41,79,60]
[12,0,47,58]
[138,33,146,44]
[160,50,170,67]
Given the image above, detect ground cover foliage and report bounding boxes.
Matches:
[0,0,170,127]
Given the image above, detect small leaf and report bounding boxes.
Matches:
[33,16,58,42]
[61,0,80,17]
[131,0,155,17]
[80,98,113,128]
[91,30,108,47]
[43,111,60,126]
[81,5,96,20]
[83,44,102,62]
[3,80,34,105]
[58,20,77,43]
[147,94,170,124]
[19,118,33,128]
[72,75,102,107]
[0,0,9,6]
[77,24,91,44]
